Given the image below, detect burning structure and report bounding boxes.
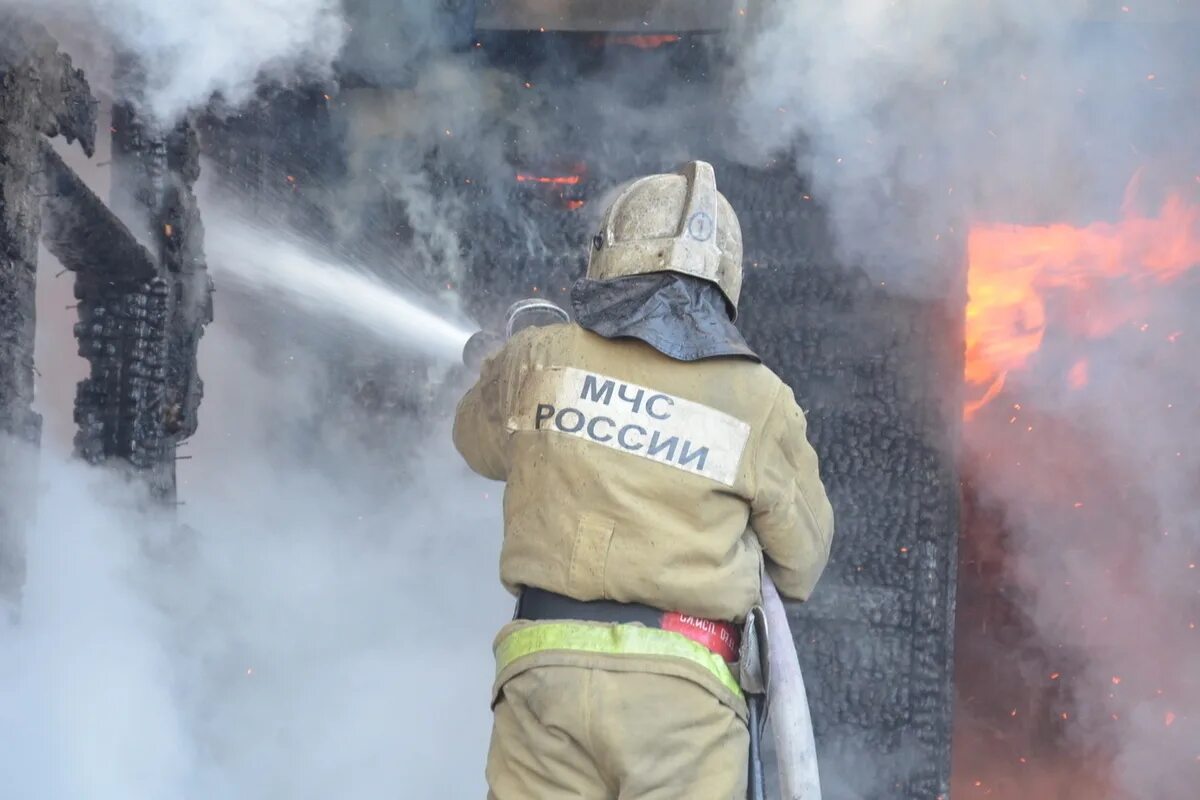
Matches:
[1,2,1197,799]
[0,17,212,597]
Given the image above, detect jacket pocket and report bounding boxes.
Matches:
[567,512,616,598]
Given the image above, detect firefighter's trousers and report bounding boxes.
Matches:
[486,664,749,799]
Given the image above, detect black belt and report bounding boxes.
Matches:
[515,587,743,662]
[516,587,665,627]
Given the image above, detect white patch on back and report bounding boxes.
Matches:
[511,367,750,487]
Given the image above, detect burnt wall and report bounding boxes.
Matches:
[732,164,963,798]
[0,17,95,599]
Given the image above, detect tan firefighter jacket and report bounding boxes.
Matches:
[453,322,834,624]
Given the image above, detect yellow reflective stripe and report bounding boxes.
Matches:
[495,622,743,699]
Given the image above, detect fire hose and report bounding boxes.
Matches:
[761,572,822,800]
[463,298,822,799]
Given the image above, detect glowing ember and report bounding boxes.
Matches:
[964,177,1200,417]
[1066,359,1088,389]
[606,34,680,49]
[516,173,582,186]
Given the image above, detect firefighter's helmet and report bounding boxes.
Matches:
[586,160,743,318]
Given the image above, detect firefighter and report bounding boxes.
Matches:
[454,161,834,799]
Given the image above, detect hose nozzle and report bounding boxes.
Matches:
[462,330,504,370]
[462,298,570,369]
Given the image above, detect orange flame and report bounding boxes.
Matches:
[965,179,1200,417]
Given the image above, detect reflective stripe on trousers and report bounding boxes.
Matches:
[494,621,744,699]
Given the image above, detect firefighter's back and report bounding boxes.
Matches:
[499,321,786,623]
[479,323,768,800]
[454,161,833,800]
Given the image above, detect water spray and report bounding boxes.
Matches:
[205,216,476,363]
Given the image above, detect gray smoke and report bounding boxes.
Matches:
[732,1,1200,292]
[960,271,1200,796]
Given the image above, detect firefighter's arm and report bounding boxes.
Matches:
[452,347,509,481]
[750,383,835,601]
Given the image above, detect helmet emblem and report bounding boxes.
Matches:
[687,211,714,242]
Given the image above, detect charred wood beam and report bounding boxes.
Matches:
[0,16,96,599]
[39,144,168,479]
[154,121,213,448]
[39,143,173,478]
[39,140,157,281]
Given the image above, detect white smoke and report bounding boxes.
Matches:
[2,0,346,120]
[2,275,509,800]
[0,455,193,797]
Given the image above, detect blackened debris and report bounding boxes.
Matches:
[67,73,213,502]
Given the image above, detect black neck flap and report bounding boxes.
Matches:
[571,273,760,364]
